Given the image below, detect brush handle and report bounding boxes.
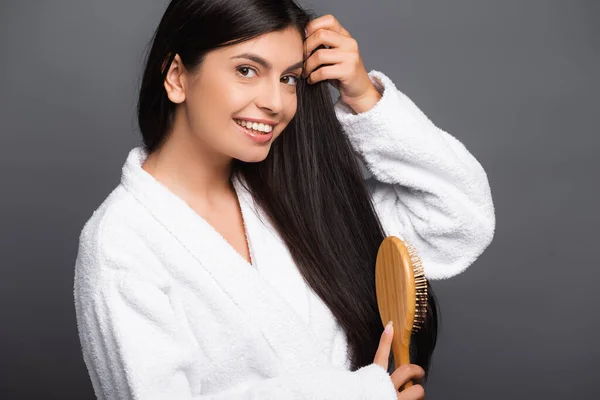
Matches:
[393,326,414,390]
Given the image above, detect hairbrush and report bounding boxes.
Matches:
[375,236,428,390]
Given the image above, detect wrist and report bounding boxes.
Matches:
[345,85,383,115]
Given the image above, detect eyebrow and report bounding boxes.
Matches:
[230,52,304,73]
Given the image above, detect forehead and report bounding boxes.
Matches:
[217,27,304,65]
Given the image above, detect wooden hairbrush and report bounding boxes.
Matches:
[375,236,428,391]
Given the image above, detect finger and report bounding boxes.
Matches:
[373,321,393,369]
[303,48,346,80]
[304,28,356,60]
[399,365,425,385]
[306,63,352,85]
[305,14,351,38]
[397,384,425,400]
[390,364,425,390]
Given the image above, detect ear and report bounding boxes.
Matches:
[163,53,187,104]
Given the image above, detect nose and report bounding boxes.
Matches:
[255,76,284,114]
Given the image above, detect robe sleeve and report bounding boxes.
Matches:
[75,264,398,400]
[334,70,496,280]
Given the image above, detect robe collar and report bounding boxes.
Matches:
[120,146,334,373]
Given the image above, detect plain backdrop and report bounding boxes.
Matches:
[1,0,598,398]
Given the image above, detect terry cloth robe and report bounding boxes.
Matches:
[73,70,496,399]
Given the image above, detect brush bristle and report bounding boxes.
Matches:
[405,240,428,332]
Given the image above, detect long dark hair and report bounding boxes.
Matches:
[137,0,439,382]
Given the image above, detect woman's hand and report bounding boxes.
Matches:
[373,321,426,400]
[303,14,382,114]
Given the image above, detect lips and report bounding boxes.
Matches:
[234,119,273,144]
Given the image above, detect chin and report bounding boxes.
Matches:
[233,148,271,163]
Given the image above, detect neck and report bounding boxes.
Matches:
[141,124,233,208]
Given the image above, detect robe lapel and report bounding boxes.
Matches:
[234,179,343,363]
[120,147,332,374]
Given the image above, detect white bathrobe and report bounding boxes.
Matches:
[73,70,496,399]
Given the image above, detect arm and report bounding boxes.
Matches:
[74,268,397,400]
[334,70,496,280]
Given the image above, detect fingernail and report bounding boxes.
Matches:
[384,320,393,333]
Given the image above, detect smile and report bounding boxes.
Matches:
[233,119,274,134]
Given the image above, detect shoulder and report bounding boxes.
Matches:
[74,184,165,287]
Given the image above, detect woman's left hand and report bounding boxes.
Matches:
[303,14,382,114]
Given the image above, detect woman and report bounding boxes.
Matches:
[73,0,496,398]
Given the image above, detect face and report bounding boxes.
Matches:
[164,26,304,163]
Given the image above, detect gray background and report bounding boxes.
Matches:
[1,0,598,398]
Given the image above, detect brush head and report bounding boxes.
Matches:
[403,240,427,332]
[375,236,429,368]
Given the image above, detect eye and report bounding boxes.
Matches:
[237,66,299,87]
[236,66,258,78]
[281,75,299,86]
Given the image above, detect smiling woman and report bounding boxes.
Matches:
[73,0,495,399]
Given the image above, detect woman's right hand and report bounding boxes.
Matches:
[373,321,426,400]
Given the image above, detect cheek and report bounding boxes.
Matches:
[226,88,257,116]
[187,84,247,136]
[279,96,298,131]
[287,94,298,115]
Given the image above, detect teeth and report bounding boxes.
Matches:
[234,119,273,133]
